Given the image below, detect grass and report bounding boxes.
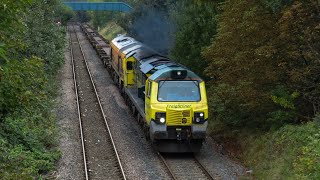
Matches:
[99,21,126,41]
[209,121,320,179]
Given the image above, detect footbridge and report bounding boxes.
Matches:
[63,2,132,12]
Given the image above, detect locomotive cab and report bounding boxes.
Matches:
[145,68,208,152]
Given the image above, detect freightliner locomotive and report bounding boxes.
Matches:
[81,24,209,152]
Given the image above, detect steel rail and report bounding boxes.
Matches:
[158,152,214,180]
[73,24,127,180]
[157,153,178,180]
[193,155,215,180]
[68,25,89,180]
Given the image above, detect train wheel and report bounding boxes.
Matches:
[106,65,111,74]
[125,95,129,106]
[143,122,150,141]
[132,106,137,116]
[113,73,118,85]
[120,82,125,96]
[111,72,114,82]
[125,94,130,106]
[137,114,141,124]
[123,94,126,104]
[139,115,144,126]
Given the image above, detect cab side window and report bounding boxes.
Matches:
[127,61,133,70]
[147,81,152,98]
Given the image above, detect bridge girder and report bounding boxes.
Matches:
[64,2,132,12]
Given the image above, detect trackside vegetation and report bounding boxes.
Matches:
[92,0,319,178]
[0,0,73,178]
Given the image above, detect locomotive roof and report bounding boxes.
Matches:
[111,35,203,81]
[111,35,136,50]
[120,42,142,54]
[149,66,203,82]
[112,35,160,60]
[128,46,159,61]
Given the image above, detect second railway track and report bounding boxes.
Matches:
[68,24,126,180]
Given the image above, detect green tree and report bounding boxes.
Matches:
[0,0,70,178]
[273,0,320,118]
[54,3,74,25]
[169,0,219,78]
[204,0,279,128]
[0,58,47,115]
[0,0,32,60]
[22,0,66,74]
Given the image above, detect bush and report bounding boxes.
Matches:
[1,144,59,179]
[242,122,320,179]
[0,0,69,178]
[0,58,47,115]
[0,57,60,178]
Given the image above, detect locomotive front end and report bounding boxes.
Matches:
[146,68,208,152]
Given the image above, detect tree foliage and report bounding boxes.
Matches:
[204,0,320,129]
[0,58,47,115]
[204,0,280,128]
[0,0,32,58]
[22,0,66,74]
[0,0,72,178]
[274,0,320,116]
[200,1,320,177]
[169,0,220,78]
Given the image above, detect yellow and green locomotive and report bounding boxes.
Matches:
[109,35,208,152]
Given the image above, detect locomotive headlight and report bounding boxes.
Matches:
[194,112,205,124]
[155,112,166,124]
[160,117,166,123]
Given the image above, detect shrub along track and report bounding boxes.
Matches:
[68,23,126,180]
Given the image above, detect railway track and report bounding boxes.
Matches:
[158,153,215,180]
[68,24,126,180]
